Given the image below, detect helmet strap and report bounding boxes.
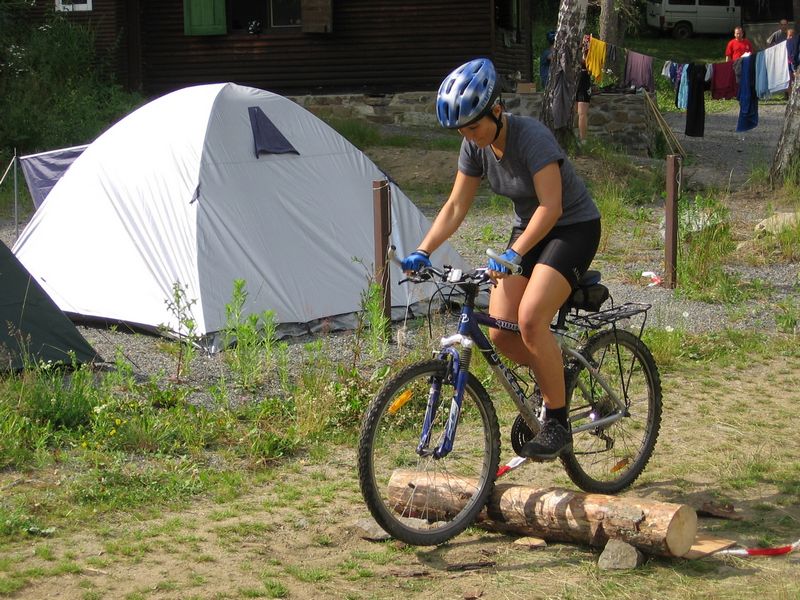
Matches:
[490,111,503,143]
[489,98,504,143]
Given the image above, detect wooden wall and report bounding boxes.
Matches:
[30,0,532,97]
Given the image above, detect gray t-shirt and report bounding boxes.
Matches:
[458,114,600,228]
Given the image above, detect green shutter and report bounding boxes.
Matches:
[184,0,226,35]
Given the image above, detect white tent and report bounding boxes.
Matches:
[12,83,467,349]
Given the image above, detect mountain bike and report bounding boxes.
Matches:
[357,252,662,546]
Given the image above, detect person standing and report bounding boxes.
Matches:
[575,63,591,142]
[726,26,754,62]
[766,19,790,47]
[401,58,601,460]
[539,31,556,88]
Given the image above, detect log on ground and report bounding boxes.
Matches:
[388,470,697,557]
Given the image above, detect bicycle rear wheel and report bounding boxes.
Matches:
[562,329,662,494]
[358,359,500,546]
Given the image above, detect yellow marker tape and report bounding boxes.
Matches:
[388,390,413,415]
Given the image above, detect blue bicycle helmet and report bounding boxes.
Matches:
[436,58,500,129]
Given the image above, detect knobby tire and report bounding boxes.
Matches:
[358,359,500,546]
[561,329,662,494]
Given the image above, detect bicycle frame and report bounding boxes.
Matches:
[418,296,632,460]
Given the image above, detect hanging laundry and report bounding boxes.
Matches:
[755,51,770,99]
[685,63,706,137]
[676,64,690,109]
[669,61,678,85]
[586,37,607,83]
[604,44,627,87]
[788,36,799,74]
[549,49,576,130]
[737,54,758,133]
[624,51,655,92]
[764,40,791,93]
[711,61,738,99]
[661,60,673,79]
[704,64,713,82]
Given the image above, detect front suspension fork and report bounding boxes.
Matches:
[417,341,473,459]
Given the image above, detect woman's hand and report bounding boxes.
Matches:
[400,250,432,274]
[486,248,521,280]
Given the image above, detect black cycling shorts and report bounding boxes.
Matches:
[507,218,601,288]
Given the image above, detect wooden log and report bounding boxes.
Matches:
[388,470,697,557]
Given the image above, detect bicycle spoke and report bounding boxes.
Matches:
[358,360,500,545]
[562,330,662,494]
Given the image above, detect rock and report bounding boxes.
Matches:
[513,536,547,549]
[755,212,800,236]
[597,539,645,570]
[352,517,392,541]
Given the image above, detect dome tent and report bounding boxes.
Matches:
[0,240,99,371]
[13,83,467,350]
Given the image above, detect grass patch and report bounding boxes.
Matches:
[320,116,461,152]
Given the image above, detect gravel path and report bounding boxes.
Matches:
[661,102,787,190]
[1,100,797,387]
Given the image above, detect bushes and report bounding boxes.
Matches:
[0,6,142,160]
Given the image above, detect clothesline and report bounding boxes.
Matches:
[585,34,793,97]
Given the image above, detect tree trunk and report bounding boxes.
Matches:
[599,0,622,48]
[538,0,589,147]
[388,470,698,557]
[770,76,800,184]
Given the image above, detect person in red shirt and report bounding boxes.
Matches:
[726,26,754,62]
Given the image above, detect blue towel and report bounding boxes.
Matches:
[755,51,770,99]
[736,55,758,133]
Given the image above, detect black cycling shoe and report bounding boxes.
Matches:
[519,418,573,461]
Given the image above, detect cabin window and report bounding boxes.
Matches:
[228,0,302,32]
[496,0,520,32]
[230,0,268,31]
[55,0,92,11]
[270,0,302,27]
[185,0,309,35]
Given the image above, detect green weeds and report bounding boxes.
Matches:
[223,279,279,392]
[675,194,739,303]
[160,282,199,381]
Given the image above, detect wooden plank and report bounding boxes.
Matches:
[681,533,737,560]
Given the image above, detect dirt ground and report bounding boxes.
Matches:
[3,107,800,599]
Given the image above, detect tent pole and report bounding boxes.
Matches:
[14,148,19,239]
[372,180,391,337]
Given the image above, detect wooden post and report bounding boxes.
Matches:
[664,155,680,289]
[372,180,391,335]
[388,470,697,558]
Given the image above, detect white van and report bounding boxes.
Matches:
[646,0,741,39]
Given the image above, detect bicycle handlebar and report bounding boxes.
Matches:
[387,246,492,287]
[389,246,519,286]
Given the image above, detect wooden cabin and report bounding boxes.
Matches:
[40,0,533,96]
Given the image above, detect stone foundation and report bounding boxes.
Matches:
[290,91,660,156]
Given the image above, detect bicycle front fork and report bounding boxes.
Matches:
[417,340,473,459]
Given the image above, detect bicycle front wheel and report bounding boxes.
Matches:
[562,329,662,494]
[358,359,500,546]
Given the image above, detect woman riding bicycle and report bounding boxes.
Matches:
[401,58,601,461]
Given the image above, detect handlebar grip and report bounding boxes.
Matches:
[486,249,522,275]
[387,245,402,266]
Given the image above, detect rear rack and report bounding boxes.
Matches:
[566,302,651,330]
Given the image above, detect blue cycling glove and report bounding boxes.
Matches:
[488,249,522,275]
[401,250,432,273]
